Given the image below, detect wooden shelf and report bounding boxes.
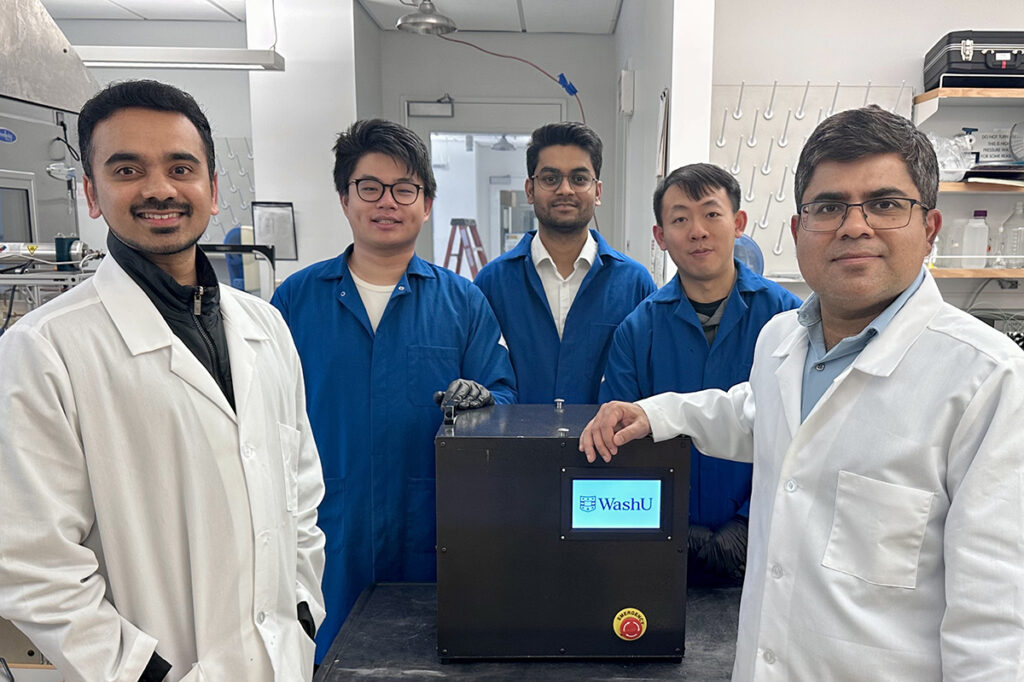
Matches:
[939,181,1024,193]
[931,267,1024,278]
[913,87,1024,126]
[914,88,1024,105]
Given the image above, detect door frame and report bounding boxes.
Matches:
[402,96,567,263]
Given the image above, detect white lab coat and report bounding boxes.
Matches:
[639,272,1024,681]
[0,256,326,682]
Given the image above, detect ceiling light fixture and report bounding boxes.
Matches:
[73,46,285,71]
[491,135,515,151]
[396,1,457,36]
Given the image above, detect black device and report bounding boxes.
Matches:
[435,403,690,662]
[925,31,1024,91]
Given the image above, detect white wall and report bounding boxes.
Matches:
[353,2,383,120]
[612,0,674,271]
[246,0,358,279]
[612,0,715,279]
[378,30,621,246]
[714,1,1024,92]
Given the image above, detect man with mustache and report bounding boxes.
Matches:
[581,106,1024,680]
[0,80,326,681]
[474,122,655,404]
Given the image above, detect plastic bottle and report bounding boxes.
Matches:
[989,209,1007,268]
[940,219,965,269]
[960,210,989,269]
[1001,201,1024,268]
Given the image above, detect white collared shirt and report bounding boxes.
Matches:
[531,231,597,339]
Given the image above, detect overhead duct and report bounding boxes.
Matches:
[0,0,99,113]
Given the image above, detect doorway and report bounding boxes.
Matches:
[404,98,565,277]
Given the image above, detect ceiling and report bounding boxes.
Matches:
[40,0,246,21]
[39,0,623,33]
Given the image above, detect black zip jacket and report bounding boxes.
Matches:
[106,232,235,410]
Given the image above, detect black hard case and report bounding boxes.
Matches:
[924,30,1024,91]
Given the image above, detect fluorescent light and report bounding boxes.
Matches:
[73,46,285,71]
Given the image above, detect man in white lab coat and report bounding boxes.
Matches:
[581,105,1024,680]
[0,80,326,682]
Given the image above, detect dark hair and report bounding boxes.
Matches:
[332,119,436,199]
[78,80,215,183]
[526,122,603,178]
[794,105,939,212]
[652,163,741,225]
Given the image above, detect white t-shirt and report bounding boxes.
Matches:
[349,270,395,333]
[530,231,597,339]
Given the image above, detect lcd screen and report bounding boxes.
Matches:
[571,478,662,530]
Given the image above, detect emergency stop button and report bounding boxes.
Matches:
[613,607,647,641]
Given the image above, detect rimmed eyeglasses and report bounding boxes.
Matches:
[349,179,424,205]
[797,198,930,232]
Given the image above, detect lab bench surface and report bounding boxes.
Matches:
[314,583,740,681]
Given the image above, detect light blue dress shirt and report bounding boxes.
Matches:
[799,267,926,421]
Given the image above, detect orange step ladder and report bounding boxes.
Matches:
[442,218,488,277]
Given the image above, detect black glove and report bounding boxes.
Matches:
[687,523,714,558]
[696,515,748,581]
[432,378,494,410]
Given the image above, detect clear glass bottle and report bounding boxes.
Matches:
[961,210,989,269]
[1002,201,1024,268]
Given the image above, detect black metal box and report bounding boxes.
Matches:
[925,30,1024,91]
[435,404,690,661]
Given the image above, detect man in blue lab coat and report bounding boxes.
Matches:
[474,122,655,404]
[271,119,516,661]
[600,163,801,586]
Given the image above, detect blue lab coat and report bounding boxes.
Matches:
[599,261,801,528]
[271,246,516,661]
[475,229,655,404]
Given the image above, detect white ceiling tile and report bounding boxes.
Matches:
[359,0,619,34]
[360,0,521,33]
[114,0,240,21]
[209,0,245,20]
[40,0,141,20]
[520,0,621,34]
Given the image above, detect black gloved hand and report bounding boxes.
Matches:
[687,524,714,557]
[432,378,494,410]
[696,515,748,581]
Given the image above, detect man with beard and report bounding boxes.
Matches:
[0,80,325,681]
[474,122,655,404]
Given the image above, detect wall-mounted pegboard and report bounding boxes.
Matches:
[709,82,914,278]
[203,137,255,245]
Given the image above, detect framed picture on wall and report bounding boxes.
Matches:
[252,201,297,260]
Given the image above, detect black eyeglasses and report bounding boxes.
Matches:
[349,179,423,205]
[530,171,598,192]
[798,198,930,232]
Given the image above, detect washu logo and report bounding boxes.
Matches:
[579,496,654,512]
[571,478,662,530]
